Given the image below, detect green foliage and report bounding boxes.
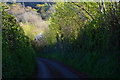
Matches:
[2,4,37,78]
[40,2,120,78]
[36,3,52,19]
[7,3,50,40]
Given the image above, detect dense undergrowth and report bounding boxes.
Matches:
[37,2,120,78]
[2,4,37,78]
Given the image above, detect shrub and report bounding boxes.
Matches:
[2,4,37,78]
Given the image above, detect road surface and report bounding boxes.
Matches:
[32,57,90,79]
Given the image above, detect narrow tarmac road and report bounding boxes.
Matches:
[32,57,90,79]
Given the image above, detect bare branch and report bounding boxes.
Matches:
[102,0,107,27]
[76,5,84,17]
[98,0,102,13]
[71,2,94,20]
[65,2,88,21]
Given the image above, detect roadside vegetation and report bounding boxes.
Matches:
[38,2,120,78]
[2,3,37,78]
[2,2,120,78]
